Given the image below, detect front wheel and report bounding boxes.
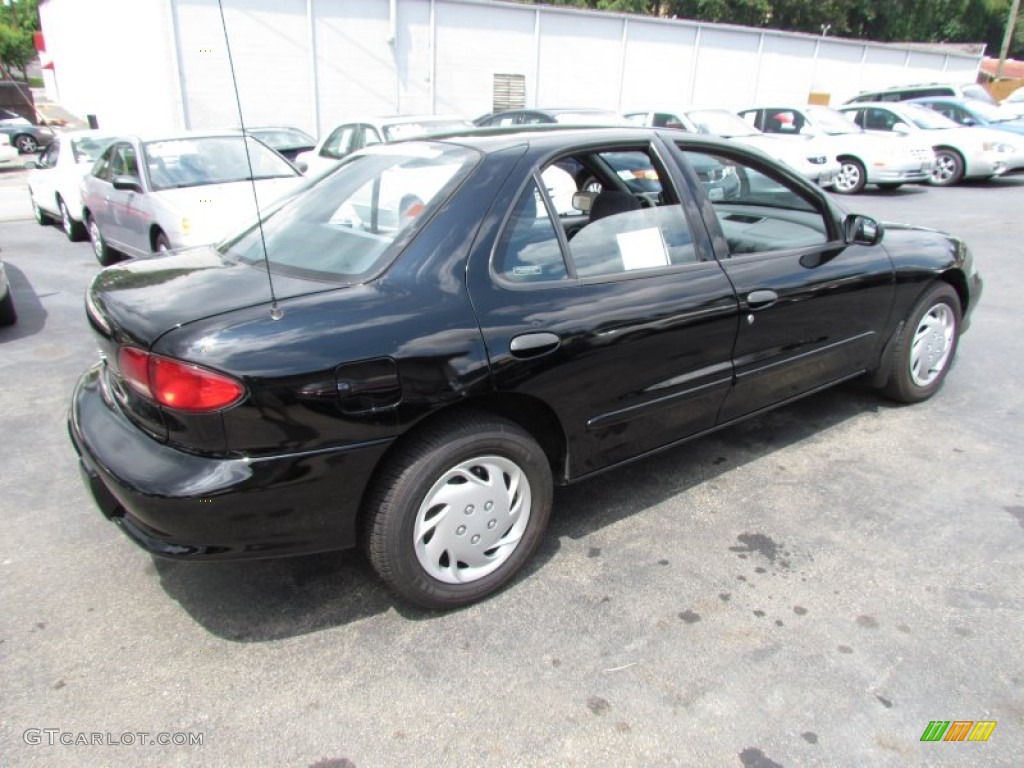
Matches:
[834,157,866,194]
[931,149,964,186]
[882,283,962,403]
[32,198,50,225]
[153,230,171,252]
[363,413,553,609]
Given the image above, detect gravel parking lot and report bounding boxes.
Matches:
[1,166,1022,767]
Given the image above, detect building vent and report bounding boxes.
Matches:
[493,73,526,113]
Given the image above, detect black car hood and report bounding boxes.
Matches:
[88,247,342,347]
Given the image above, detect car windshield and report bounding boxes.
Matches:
[952,100,1019,122]
[143,136,298,190]
[806,107,862,134]
[381,119,475,142]
[217,141,479,283]
[249,128,316,148]
[899,104,960,130]
[685,110,759,137]
[71,136,116,164]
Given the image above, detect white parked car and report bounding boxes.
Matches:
[736,105,935,193]
[625,108,841,188]
[295,115,474,176]
[837,102,1024,186]
[80,133,304,265]
[28,130,119,240]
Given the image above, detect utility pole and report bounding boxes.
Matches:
[996,0,1021,79]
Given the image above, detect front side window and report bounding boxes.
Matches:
[494,144,697,283]
[218,142,479,282]
[681,148,829,256]
[110,144,139,179]
[92,145,114,181]
[321,125,355,159]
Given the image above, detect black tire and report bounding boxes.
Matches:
[59,197,85,241]
[14,134,38,154]
[363,412,553,609]
[31,198,50,225]
[834,157,867,194]
[882,283,962,403]
[0,289,16,326]
[931,148,964,187]
[153,230,171,252]
[88,215,117,266]
[876,183,903,192]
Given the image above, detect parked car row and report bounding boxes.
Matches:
[26,88,1023,269]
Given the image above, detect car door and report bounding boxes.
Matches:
[671,141,895,423]
[102,141,150,255]
[467,140,740,478]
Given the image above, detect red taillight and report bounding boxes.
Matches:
[117,347,244,413]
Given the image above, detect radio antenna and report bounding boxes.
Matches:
[216,0,282,320]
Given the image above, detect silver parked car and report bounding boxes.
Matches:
[625,108,841,188]
[80,133,304,265]
[737,105,935,193]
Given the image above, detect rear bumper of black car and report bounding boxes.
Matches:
[68,363,392,560]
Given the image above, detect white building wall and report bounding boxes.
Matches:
[434,1,536,117]
[39,0,182,132]
[39,0,984,137]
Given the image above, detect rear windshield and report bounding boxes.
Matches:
[217,141,479,283]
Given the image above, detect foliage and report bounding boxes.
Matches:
[0,0,39,80]
[514,0,1024,58]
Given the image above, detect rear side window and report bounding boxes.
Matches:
[494,179,568,283]
[219,142,479,282]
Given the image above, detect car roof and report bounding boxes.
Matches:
[406,124,740,155]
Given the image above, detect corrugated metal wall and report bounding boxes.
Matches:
[40,0,982,136]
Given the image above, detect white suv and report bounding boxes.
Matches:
[846,83,995,106]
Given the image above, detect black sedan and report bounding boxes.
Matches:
[69,127,982,609]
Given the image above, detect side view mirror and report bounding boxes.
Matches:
[112,175,143,193]
[844,214,883,246]
[295,160,308,173]
[961,117,976,126]
[892,122,911,135]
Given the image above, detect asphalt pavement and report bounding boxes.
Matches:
[1,169,1022,767]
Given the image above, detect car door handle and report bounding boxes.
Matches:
[746,290,778,310]
[510,332,561,358]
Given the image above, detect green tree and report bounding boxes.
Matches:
[0,21,32,79]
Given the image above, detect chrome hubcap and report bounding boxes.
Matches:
[414,455,531,584]
[933,155,955,182]
[90,221,103,258]
[910,303,955,386]
[835,163,861,192]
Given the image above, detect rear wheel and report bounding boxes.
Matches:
[59,197,85,241]
[88,216,117,266]
[363,413,552,609]
[32,198,50,225]
[931,148,964,186]
[834,157,866,194]
[14,134,38,154]
[882,283,961,403]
